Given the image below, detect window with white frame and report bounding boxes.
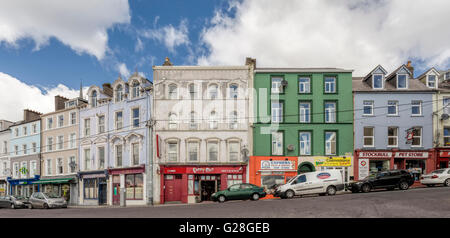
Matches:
[115,111,123,130]
[373,74,383,89]
[84,148,91,170]
[70,112,76,125]
[187,141,199,161]
[444,127,450,146]
[68,156,76,173]
[189,112,197,129]
[115,84,124,102]
[325,102,336,123]
[131,81,140,98]
[299,102,311,123]
[98,115,105,133]
[207,141,219,161]
[70,133,76,148]
[90,90,98,107]
[132,143,139,166]
[32,143,36,153]
[57,158,63,174]
[272,131,283,155]
[363,127,374,147]
[58,115,64,127]
[13,162,19,178]
[32,124,37,133]
[23,126,27,136]
[208,84,219,99]
[229,84,238,99]
[20,161,27,178]
[388,127,398,147]
[168,84,178,99]
[229,111,238,129]
[167,141,178,162]
[14,145,18,155]
[324,77,336,93]
[115,144,123,167]
[84,118,90,136]
[209,111,218,129]
[427,75,436,88]
[271,101,283,123]
[299,77,310,93]
[411,101,422,116]
[57,135,63,150]
[46,159,52,176]
[387,101,398,115]
[30,161,37,177]
[299,132,311,155]
[228,141,239,161]
[363,101,374,116]
[47,117,53,129]
[169,113,178,130]
[47,137,53,152]
[132,108,140,128]
[411,127,422,147]
[444,98,450,115]
[397,74,407,89]
[271,77,283,94]
[189,83,197,99]
[23,144,27,155]
[325,131,337,155]
[98,147,105,169]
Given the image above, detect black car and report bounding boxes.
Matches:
[0,195,30,209]
[348,170,415,193]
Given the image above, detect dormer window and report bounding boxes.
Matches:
[427,75,436,88]
[90,90,97,107]
[397,74,407,89]
[115,85,124,102]
[131,81,140,98]
[373,74,383,89]
[168,84,178,99]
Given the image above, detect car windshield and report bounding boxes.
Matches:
[361,173,377,180]
[431,169,445,174]
[287,176,297,184]
[12,196,25,200]
[44,193,60,198]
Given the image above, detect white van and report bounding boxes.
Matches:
[273,170,345,199]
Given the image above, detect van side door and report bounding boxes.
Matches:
[291,175,308,195]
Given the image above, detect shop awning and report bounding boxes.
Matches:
[32,178,74,184]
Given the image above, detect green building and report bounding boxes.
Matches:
[251,67,354,183]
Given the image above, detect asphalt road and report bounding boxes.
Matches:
[1,186,449,218]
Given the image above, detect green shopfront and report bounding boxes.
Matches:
[33,175,78,205]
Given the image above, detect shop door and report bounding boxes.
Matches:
[164,175,182,202]
[99,183,107,205]
[112,183,120,205]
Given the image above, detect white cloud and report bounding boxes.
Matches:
[117,62,130,78]
[140,19,190,52]
[198,0,450,76]
[0,0,130,60]
[0,72,88,122]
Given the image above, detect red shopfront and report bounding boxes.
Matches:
[108,165,146,205]
[435,149,450,169]
[354,150,435,181]
[160,165,246,204]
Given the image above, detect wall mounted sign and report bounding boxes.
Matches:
[260,160,295,170]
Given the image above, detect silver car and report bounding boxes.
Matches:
[29,192,67,209]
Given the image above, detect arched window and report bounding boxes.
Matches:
[168,84,178,99]
[90,90,97,107]
[131,81,140,98]
[208,84,218,99]
[229,111,238,129]
[189,83,197,99]
[169,113,177,129]
[229,84,238,99]
[209,111,218,129]
[115,85,123,102]
[190,111,197,129]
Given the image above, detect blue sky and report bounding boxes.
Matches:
[0,0,449,121]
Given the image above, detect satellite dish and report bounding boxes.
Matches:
[441,114,449,120]
[287,144,295,151]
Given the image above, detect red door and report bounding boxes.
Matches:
[164,175,182,202]
[112,183,120,205]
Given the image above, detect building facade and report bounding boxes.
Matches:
[7,110,42,197]
[153,57,253,204]
[353,62,435,181]
[40,96,85,205]
[251,67,354,194]
[0,120,13,196]
[79,73,152,206]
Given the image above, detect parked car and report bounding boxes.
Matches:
[348,170,414,193]
[211,183,266,203]
[273,170,345,199]
[420,168,450,187]
[29,192,67,209]
[0,195,30,209]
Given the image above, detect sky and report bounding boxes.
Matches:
[0,0,450,121]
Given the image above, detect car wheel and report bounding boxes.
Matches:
[426,184,435,187]
[285,190,295,199]
[43,203,49,209]
[326,186,337,196]
[361,184,371,193]
[28,204,33,209]
[218,195,226,203]
[251,193,260,201]
[399,181,409,190]
[444,179,450,187]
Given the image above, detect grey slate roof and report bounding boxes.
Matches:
[352,77,435,92]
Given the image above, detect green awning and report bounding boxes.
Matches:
[32,178,74,184]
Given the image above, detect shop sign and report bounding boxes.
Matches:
[358,159,369,179]
[164,167,187,174]
[260,160,295,170]
[317,172,331,179]
[359,152,392,158]
[394,152,428,158]
[314,157,351,167]
[439,151,450,157]
[187,167,243,174]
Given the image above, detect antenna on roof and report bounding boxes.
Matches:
[79,79,83,99]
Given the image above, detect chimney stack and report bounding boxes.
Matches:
[54,95,69,111]
[23,109,42,122]
[406,61,414,78]
[245,57,256,68]
[102,83,113,97]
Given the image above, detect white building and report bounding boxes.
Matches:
[0,120,13,196]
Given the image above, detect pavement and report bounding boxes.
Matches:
[0,185,449,218]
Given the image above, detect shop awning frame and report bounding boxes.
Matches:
[32,178,74,184]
